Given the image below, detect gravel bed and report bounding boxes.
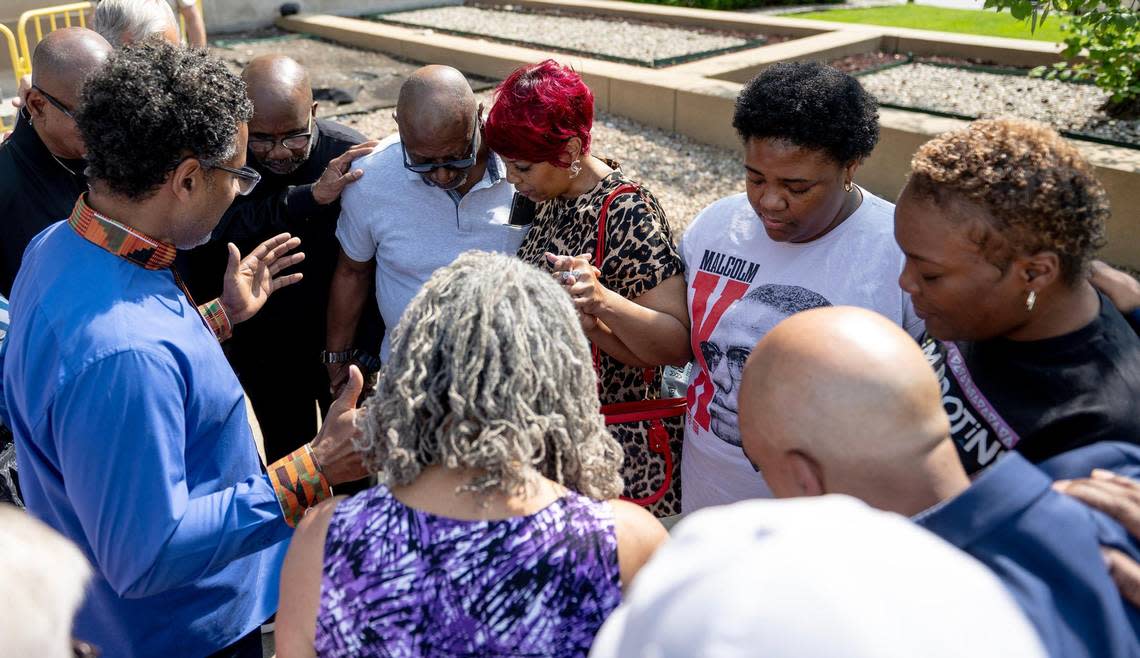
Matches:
[210,34,495,116]
[829,51,908,74]
[591,113,742,235]
[859,62,1140,146]
[338,94,742,235]
[830,52,1031,75]
[375,5,756,66]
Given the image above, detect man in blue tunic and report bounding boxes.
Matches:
[739,306,1140,658]
[1,39,368,658]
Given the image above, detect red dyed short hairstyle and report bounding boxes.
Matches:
[484,60,594,168]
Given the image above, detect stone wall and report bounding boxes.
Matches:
[202,0,455,33]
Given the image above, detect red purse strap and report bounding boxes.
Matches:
[590,182,682,509]
[593,183,639,271]
[591,184,651,384]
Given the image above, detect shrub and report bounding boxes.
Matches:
[984,0,1140,118]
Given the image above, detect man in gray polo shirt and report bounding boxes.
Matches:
[325,66,525,387]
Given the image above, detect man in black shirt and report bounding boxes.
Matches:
[177,55,381,464]
[0,28,111,297]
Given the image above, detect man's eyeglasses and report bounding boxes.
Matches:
[699,341,750,380]
[400,117,480,174]
[248,116,313,154]
[207,163,262,196]
[32,84,75,120]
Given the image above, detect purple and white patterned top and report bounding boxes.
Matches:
[315,485,623,657]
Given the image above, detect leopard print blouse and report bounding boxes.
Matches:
[517,164,684,517]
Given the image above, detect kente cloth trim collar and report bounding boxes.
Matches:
[68,194,177,270]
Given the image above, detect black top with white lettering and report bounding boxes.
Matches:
[924,292,1140,474]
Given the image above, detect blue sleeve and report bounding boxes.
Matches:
[51,349,291,599]
[1039,442,1140,481]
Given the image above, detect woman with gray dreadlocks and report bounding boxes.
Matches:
[273,251,667,658]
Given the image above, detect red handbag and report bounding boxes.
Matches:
[591,183,686,508]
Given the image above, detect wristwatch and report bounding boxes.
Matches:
[320,349,354,364]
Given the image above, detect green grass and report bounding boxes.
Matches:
[788,5,1069,42]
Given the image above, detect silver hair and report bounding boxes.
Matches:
[359,250,624,500]
[0,506,91,658]
[92,0,177,47]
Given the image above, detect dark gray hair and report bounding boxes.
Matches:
[744,284,833,316]
[359,251,625,500]
[76,38,252,200]
[92,0,177,47]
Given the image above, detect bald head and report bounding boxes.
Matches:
[28,28,112,160]
[739,307,967,515]
[396,65,476,140]
[30,28,111,92]
[240,56,317,174]
[243,55,313,118]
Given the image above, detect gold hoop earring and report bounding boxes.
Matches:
[1026,290,1037,312]
[569,159,582,179]
[844,181,853,193]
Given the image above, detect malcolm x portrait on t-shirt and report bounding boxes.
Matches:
[700,284,832,447]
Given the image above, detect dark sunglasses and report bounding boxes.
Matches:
[400,118,480,174]
[32,84,75,120]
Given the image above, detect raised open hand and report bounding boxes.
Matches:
[220,233,305,324]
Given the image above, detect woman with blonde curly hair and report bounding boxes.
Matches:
[894,118,1140,474]
[273,251,666,658]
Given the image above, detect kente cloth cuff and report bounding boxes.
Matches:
[268,444,332,528]
[197,298,232,342]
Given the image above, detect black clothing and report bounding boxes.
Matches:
[0,113,86,296]
[176,118,382,463]
[205,627,262,658]
[924,292,1140,474]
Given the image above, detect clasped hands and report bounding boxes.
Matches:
[546,252,610,331]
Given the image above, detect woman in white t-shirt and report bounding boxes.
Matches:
[550,62,921,512]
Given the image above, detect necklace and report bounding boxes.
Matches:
[49,151,80,178]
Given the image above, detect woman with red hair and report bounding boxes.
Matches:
[485,59,688,518]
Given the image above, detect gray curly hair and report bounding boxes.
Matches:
[359,251,624,500]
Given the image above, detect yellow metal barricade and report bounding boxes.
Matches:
[16,2,94,79]
[5,0,209,133]
[17,0,209,77]
[1,23,21,134]
[177,0,207,46]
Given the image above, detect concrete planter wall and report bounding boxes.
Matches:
[203,0,458,33]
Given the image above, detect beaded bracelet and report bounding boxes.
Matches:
[197,298,232,342]
[267,444,332,528]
